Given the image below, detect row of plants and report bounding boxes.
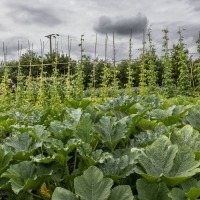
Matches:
[1,28,200,97]
[0,95,200,199]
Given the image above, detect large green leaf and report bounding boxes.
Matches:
[8,190,35,200]
[0,147,12,174]
[66,108,82,125]
[4,132,32,153]
[136,118,157,131]
[170,125,200,158]
[2,161,52,194]
[74,166,113,200]
[149,105,191,126]
[136,136,200,186]
[168,178,200,200]
[99,148,140,179]
[108,185,134,200]
[102,95,136,111]
[136,178,170,200]
[135,123,169,147]
[185,106,200,130]
[137,136,178,177]
[181,178,200,200]
[52,187,78,200]
[3,132,35,160]
[171,148,200,177]
[94,116,126,150]
[52,177,135,200]
[29,125,50,141]
[168,188,186,200]
[29,125,51,149]
[49,120,71,141]
[65,98,91,110]
[185,188,200,200]
[74,115,94,143]
[165,148,200,186]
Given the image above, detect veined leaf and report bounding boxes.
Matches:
[74,166,113,200]
[171,125,200,157]
[135,123,168,147]
[185,187,200,200]
[137,136,178,177]
[94,116,126,150]
[136,136,200,186]
[181,177,200,192]
[168,188,186,200]
[108,185,134,200]
[52,187,78,200]
[29,125,50,141]
[99,148,140,179]
[74,115,94,143]
[4,132,32,153]
[77,143,96,167]
[3,132,35,160]
[44,138,64,152]
[30,154,54,163]
[168,178,200,200]
[181,178,200,200]
[56,138,82,157]
[2,161,53,194]
[185,106,200,130]
[91,150,112,163]
[8,190,35,200]
[136,118,157,131]
[0,177,10,190]
[149,105,191,126]
[136,178,170,200]
[168,148,200,177]
[49,120,71,141]
[52,172,135,200]
[66,108,82,124]
[103,95,135,110]
[0,147,12,174]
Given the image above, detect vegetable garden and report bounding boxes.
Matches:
[0,28,200,199]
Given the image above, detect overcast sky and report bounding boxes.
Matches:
[0,0,199,62]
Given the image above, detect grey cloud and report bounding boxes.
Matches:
[181,0,200,11]
[181,24,200,43]
[0,36,29,59]
[7,3,62,26]
[94,14,148,35]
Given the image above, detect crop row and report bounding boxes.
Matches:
[0,95,199,199]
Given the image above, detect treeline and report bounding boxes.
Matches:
[1,28,200,98]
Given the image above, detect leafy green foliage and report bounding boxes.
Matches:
[94,116,127,151]
[2,161,52,194]
[0,95,199,199]
[170,125,200,157]
[0,147,12,174]
[52,187,78,200]
[136,178,170,200]
[74,166,113,200]
[52,166,134,200]
[136,136,200,186]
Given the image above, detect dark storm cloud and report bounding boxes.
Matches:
[7,3,62,26]
[94,14,148,35]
